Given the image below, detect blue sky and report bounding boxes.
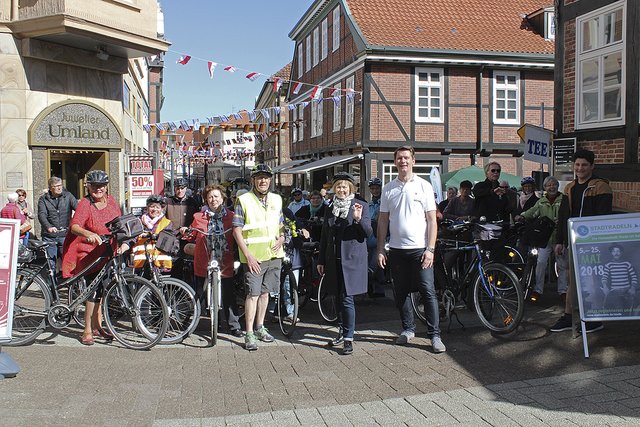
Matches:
[160,0,312,123]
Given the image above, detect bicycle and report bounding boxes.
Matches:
[412,220,524,334]
[317,273,337,323]
[135,231,201,344]
[185,226,229,347]
[9,233,169,349]
[276,254,299,337]
[297,241,321,308]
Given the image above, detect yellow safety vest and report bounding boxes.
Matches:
[238,191,284,263]
[132,216,173,270]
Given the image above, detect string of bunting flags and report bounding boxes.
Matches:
[148,50,359,136]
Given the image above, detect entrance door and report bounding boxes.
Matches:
[50,151,106,198]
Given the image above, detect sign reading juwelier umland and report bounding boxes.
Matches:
[569,213,640,321]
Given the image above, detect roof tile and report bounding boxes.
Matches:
[346,0,554,55]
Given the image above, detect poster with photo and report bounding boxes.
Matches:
[569,213,640,321]
[0,219,20,343]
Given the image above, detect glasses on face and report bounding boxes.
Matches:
[499,185,509,189]
[90,185,106,192]
[490,169,501,173]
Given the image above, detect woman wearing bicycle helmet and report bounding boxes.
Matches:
[183,184,241,337]
[131,195,173,271]
[317,172,372,355]
[514,176,539,217]
[61,170,129,345]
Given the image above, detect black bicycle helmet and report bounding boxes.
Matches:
[146,194,166,206]
[85,170,109,185]
[174,177,188,188]
[333,172,355,185]
[291,187,303,195]
[250,164,273,178]
[368,177,382,187]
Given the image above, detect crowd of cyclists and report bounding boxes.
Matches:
[6,146,615,352]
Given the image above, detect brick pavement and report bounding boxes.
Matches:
[1,294,640,426]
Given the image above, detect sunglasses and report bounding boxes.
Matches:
[490,169,501,173]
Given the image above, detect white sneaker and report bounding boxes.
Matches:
[395,330,415,345]
[431,336,446,353]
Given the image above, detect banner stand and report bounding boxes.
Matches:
[0,347,20,379]
[569,213,640,359]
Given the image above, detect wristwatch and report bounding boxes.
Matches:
[425,247,435,253]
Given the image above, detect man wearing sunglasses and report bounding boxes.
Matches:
[472,161,510,222]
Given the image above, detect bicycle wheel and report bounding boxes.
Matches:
[157,277,200,344]
[278,268,299,337]
[103,276,168,350]
[68,278,88,327]
[410,292,427,324]
[521,257,537,301]
[317,274,338,323]
[473,263,524,334]
[6,268,51,346]
[500,245,525,279]
[208,272,220,347]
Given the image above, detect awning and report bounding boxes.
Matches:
[272,159,309,173]
[283,154,363,174]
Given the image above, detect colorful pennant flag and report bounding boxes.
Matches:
[246,72,260,81]
[310,86,323,100]
[224,66,237,73]
[207,61,217,79]
[292,81,302,95]
[287,104,296,111]
[247,111,256,121]
[260,109,270,120]
[179,120,190,130]
[177,55,191,65]
[273,77,283,92]
[232,113,243,120]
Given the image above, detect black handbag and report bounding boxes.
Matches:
[522,216,555,247]
[106,214,145,242]
[155,228,180,255]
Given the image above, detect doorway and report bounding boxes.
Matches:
[49,150,107,198]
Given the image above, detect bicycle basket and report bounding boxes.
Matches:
[155,229,180,255]
[106,213,144,242]
[17,243,36,263]
[472,223,502,241]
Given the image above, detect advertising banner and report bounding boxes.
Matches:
[570,213,640,322]
[129,156,154,175]
[0,219,20,343]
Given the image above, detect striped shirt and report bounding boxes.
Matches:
[602,261,638,290]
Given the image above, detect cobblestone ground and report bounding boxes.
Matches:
[1,292,639,426]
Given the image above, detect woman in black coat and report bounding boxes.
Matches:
[317,172,372,355]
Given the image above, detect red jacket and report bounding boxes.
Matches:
[1,202,27,237]
[188,209,235,278]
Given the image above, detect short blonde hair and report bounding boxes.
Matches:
[332,179,355,195]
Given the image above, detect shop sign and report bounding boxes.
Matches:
[30,101,123,149]
[517,124,552,164]
[0,219,20,343]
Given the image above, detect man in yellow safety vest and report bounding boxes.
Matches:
[233,164,285,351]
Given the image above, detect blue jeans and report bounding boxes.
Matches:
[389,248,440,338]
[43,235,65,282]
[337,286,355,340]
[282,269,300,316]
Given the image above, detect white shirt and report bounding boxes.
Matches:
[380,175,436,249]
